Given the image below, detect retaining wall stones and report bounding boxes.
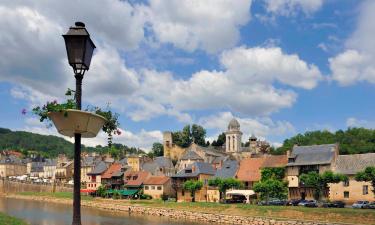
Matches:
[0,179,72,193]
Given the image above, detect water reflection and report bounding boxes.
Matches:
[0,197,200,225]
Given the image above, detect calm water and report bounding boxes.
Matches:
[0,197,201,225]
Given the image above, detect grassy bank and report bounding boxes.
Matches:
[0,212,28,225]
[17,192,375,225]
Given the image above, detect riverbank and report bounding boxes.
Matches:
[3,192,375,225]
[0,212,28,225]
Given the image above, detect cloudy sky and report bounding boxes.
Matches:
[0,0,373,150]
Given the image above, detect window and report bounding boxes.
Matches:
[151,186,155,190]
[344,191,349,198]
[181,190,184,196]
[343,180,349,187]
[363,185,369,195]
[157,186,162,190]
[133,176,138,180]
[145,186,149,190]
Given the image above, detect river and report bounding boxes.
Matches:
[0,197,201,225]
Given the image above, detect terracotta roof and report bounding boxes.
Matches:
[101,163,122,179]
[261,155,288,168]
[124,171,151,187]
[235,158,266,182]
[144,176,170,185]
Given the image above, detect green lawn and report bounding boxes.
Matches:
[0,212,28,225]
[17,192,375,225]
[18,191,93,201]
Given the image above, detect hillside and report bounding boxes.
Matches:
[0,127,76,158]
[274,127,375,155]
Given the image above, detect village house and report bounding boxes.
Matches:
[81,156,101,184]
[30,161,45,178]
[124,170,151,191]
[142,156,175,176]
[330,153,375,204]
[286,144,339,200]
[127,155,148,172]
[0,155,27,178]
[43,159,57,179]
[235,157,266,189]
[143,176,174,199]
[172,161,216,202]
[86,161,107,190]
[55,160,74,183]
[101,163,126,190]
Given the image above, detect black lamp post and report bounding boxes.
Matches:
[63,22,96,225]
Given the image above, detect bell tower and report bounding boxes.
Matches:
[225,118,242,153]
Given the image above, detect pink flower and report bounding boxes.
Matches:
[21,109,27,115]
[116,129,122,135]
[53,100,58,104]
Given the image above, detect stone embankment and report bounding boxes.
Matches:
[3,194,347,225]
[0,179,72,193]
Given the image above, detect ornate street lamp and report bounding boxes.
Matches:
[63,22,96,225]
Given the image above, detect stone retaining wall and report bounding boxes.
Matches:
[0,179,72,193]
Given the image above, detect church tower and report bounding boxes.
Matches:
[225,118,243,153]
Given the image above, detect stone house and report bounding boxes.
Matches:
[81,156,101,184]
[286,144,339,200]
[127,155,148,172]
[0,156,27,178]
[101,163,126,189]
[86,161,108,190]
[142,156,175,176]
[124,171,151,191]
[43,159,57,179]
[172,162,216,202]
[330,153,375,204]
[235,157,266,189]
[55,161,74,183]
[143,176,174,199]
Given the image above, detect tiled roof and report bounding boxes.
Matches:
[334,153,375,175]
[124,171,151,187]
[235,158,266,182]
[101,163,122,179]
[173,162,216,178]
[87,161,107,175]
[287,144,337,166]
[154,156,173,168]
[215,160,238,179]
[180,150,203,160]
[261,155,288,168]
[144,176,170,185]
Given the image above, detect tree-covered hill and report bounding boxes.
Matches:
[0,127,75,158]
[274,128,375,155]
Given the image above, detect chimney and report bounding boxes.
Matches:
[192,165,196,173]
[286,150,291,158]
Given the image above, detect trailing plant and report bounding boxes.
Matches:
[29,88,121,147]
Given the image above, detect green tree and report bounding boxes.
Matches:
[253,179,288,203]
[260,167,285,181]
[209,177,243,199]
[172,124,207,148]
[300,171,348,200]
[183,180,203,202]
[96,185,106,198]
[355,166,375,196]
[212,133,226,147]
[151,142,164,157]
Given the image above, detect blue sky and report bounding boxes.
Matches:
[1,0,375,150]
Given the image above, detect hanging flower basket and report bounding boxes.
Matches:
[48,109,107,138]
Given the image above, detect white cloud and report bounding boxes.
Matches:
[144,0,252,53]
[329,1,375,86]
[346,117,375,129]
[264,0,324,16]
[127,46,322,121]
[198,111,295,141]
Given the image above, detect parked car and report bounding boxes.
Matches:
[258,198,288,206]
[364,202,375,209]
[322,201,345,208]
[287,199,302,206]
[297,200,309,206]
[304,200,318,207]
[222,195,247,204]
[352,201,369,209]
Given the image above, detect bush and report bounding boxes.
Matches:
[161,194,169,202]
[140,194,152,200]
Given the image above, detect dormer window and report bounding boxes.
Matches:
[185,169,192,173]
[288,158,295,163]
